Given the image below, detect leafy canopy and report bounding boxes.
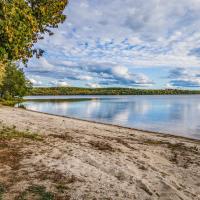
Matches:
[0,0,68,99]
[0,63,32,99]
[0,0,68,63]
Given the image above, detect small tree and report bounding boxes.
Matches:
[0,63,32,99]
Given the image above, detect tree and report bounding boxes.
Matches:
[0,63,32,99]
[0,0,68,63]
[0,0,68,85]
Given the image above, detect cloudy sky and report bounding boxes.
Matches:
[25,0,200,89]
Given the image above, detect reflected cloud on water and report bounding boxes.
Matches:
[22,95,200,139]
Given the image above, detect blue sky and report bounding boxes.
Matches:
[25,0,200,89]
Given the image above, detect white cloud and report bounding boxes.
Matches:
[50,80,70,87]
[29,78,42,86]
[86,83,101,88]
[77,75,93,81]
[112,66,129,78]
[38,57,54,70]
[167,68,200,88]
[26,0,200,88]
[57,81,70,87]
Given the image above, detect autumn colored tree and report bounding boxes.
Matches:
[0,0,68,63]
[0,0,68,98]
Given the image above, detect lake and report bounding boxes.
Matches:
[19,95,200,139]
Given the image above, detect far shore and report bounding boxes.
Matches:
[0,106,200,199]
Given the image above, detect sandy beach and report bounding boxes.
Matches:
[0,106,200,200]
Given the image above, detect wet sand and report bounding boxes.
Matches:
[0,106,200,200]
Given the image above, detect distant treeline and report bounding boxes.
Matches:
[29,87,200,96]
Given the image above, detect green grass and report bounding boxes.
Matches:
[0,126,43,141]
[0,100,17,106]
[0,183,5,200]
[16,185,54,200]
[55,183,69,193]
[0,99,24,107]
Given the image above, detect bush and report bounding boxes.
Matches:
[0,99,23,107]
[0,63,32,100]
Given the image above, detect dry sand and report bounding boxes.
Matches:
[0,106,200,200]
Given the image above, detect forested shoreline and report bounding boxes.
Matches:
[30,87,200,95]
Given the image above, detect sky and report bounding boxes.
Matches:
[25,0,200,89]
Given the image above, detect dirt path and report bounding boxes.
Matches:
[0,106,200,200]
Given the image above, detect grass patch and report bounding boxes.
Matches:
[142,139,199,154]
[38,170,79,184]
[0,99,24,107]
[0,183,5,200]
[0,100,17,107]
[0,126,43,141]
[16,185,54,200]
[55,183,69,193]
[0,144,22,170]
[89,140,114,152]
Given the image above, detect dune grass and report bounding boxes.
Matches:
[0,125,42,141]
[16,185,54,200]
[0,183,5,200]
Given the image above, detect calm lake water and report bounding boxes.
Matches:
[20,95,200,139]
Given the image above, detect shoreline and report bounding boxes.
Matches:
[23,107,200,143]
[0,106,200,199]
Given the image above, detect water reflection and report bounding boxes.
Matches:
[21,95,200,139]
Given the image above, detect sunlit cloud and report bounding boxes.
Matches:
[25,0,200,89]
[167,68,200,88]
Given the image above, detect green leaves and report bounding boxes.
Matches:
[0,0,68,63]
[0,63,32,99]
[0,0,68,98]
